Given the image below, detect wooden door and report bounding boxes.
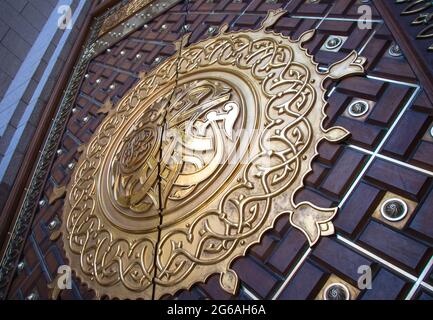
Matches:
[1,0,432,300]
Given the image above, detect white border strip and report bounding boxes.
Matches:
[290,15,382,23]
[241,285,260,300]
[366,75,419,88]
[337,234,417,281]
[338,86,420,208]
[405,255,433,300]
[347,145,433,177]
[272,248,312,300]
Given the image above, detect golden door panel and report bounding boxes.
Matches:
[3,0,433,301]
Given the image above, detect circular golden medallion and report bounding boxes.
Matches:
[61,9,366,299]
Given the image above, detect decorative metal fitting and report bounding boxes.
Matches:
[68,162,75,170]
[160,24,168,31]
[120,50,126,56]
[207,26,217,35]
[182,24,190,32]
[84,74,89,78]
[83,116,89,123]
[429,125,433,138]
[26,292,39,300]
[325,36,343,50]
[72,108,78,114]
[266,0,278,3]
[136,53,142,59]
[56,149,63,156]
[154,56,162,64]
[323,283,350,300]
[106,48,112,53]
[348,100,369,117]
[388,44,402,57]
[109,84,116,90]
[412,13,433,25]
[17,261,26,272]
[380,198,408,222]
[38,199,46,207]
[96,78,102,84]
[48,219,59,231]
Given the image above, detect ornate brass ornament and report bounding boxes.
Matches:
[395,0,433,52]
[401,0,432,16]
[98,0,153,36]
[61,9,366,299]
[94,0,182,56]
[323,283,350,301]
[380,198,408,222]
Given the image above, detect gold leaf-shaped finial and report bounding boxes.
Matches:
[322,126,350,143]
[174,33,191,52]
[219,23,229,35]
[260,8,287,30]
[138,70,147,80]
[290,202,337,246]
[48,185,66,205]
[97,98,113,115]
[326,51,367,80]
[220,268,239,295]
[77,144,86,154]
[297,29,315,45]
[48,273,64,300]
